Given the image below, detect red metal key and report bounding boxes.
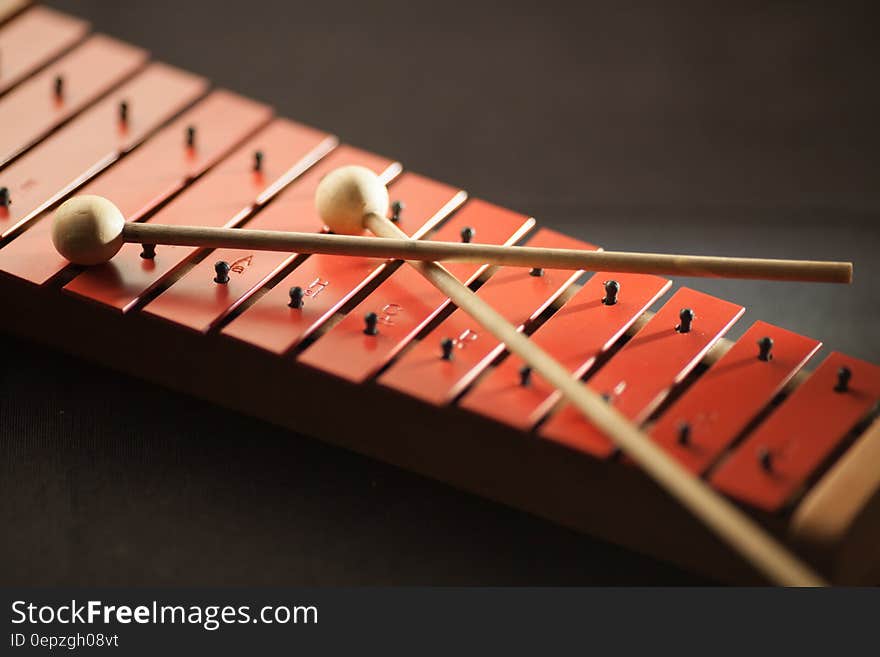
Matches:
[0,63,207,241]
[0,6,88,95]
[298,199,535,383]
[63,118,337,312]
[711,352,880,512]
[459,272,671,430]
[0,34,147,167]
[142,149,420,334]
[0,90,275,285]
[378,229,595,406]
[540,287,744,458]
[220,170,472,353]
[651,321,821,475]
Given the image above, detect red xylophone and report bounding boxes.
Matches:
[0,3,878,583]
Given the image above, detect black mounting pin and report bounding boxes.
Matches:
[677,421,691,447]
[757,446,773,473]
[186,125,196,148]
[519,365,532,387]
[529,267,544,277]
[602,280,620,306]
[834,366,852,393]
[288,286,304,309]
[460,226,475,243]
[440,337,455,361]
[757,336,774,361]
[363,312,379,336]
[600,392,612,403]
[140,244,156,260]
[53,74,64,99]
[118,100,129,124]
[390,200,404,223]
[676,308,694,333]
[213,260,230,284]
[0,187,9,208]
[253,150,263,172]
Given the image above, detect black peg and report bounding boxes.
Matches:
[529,267,544,277]
[757,336,774,361]
[460,226,475,243]
[440,337,455,360]
[0,187,9,208]
[253,150,263,172]
[519,365,532,387]
[757,446,773,473]
[140,243,156,260]
[363,311,379,336]
[676,308,694,333]
[676,421,691,447]
[600,392,612,403]
[53,74,64,99]
[213,260,230,284]
[602,280,620,306]
[390,200,404,223]
[288,286,304,309]
[186,125,196,148]
[834,366,852,393]
[118,100,129,124]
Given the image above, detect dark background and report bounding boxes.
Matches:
[2,0,877,585]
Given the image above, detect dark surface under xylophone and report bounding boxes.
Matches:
[1,1,878,585]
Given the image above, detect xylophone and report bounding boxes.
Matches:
[1,3,878,584]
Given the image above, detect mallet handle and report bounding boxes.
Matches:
[362,211,828,587]
[123,223,852,283]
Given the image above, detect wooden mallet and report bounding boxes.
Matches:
[50,191,852,284]
[308,166,828,586]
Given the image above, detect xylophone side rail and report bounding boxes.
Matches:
[791,419,880,584]
[2,271,878,584]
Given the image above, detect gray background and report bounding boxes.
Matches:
[1,0,877,585]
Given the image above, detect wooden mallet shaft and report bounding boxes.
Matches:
[50,195,852,283]
[364,211,827,587]
[120,222,851,283]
